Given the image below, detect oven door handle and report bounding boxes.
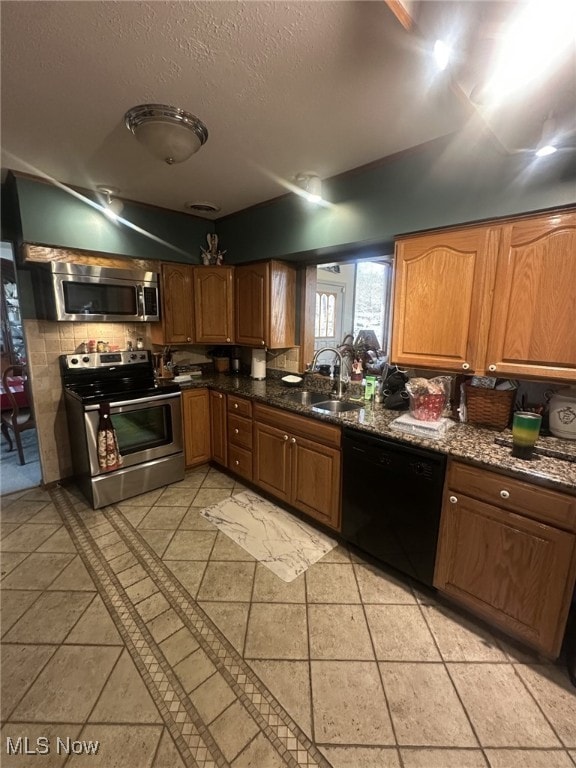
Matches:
[83,392,181,411]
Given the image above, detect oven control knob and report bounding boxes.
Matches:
[130,354,137,360]
[70,358,79,365]
[82,356,90,363]
[139,353,146,360]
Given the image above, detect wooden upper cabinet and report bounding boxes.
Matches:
[235,261,296,348]
[151,262,194,344]
[193,266,234,344]
[485,210,576,381]
[391,227,496,373]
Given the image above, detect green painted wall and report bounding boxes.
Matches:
[216,134,576,264]
[8,174,213,263]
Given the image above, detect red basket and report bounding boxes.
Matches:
[409,393,446,421]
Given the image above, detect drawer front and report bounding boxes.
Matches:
[228,414,253,450]
[448,459,576,532]
[253,402,341,449]
[227,395,252,418]
[228,444,253,482]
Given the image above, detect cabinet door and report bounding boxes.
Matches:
[391,227,495,373]
[193,267,234,343]
[235,263,268,346]
[434,492,576,657]
[486,210,576,381]
[209,391,227,466]
[290,435,341,530]
[154,263,194,344]
[253,421,291,502]
[182,389,210,467]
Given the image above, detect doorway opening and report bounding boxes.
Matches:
[0,241,41,495]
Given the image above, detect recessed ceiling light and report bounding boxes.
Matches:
[184,201,221,213]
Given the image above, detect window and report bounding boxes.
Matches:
[315,290,337,338]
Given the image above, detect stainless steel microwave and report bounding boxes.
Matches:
[32,262,160,322]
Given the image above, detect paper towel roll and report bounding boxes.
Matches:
[251,348,266,380]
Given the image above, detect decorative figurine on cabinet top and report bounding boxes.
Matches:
[200,233,226,265]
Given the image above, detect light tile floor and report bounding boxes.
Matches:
[1,465,575,768]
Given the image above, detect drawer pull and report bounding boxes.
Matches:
[462,362,470,370]
[235,459,240,466]
[449,495,458,504]
[488,364,497,372]
[500,489,510,499]
[234,428,239,434]
[283,434,289,441]
[234,403,239,409]
[290,437,297,444]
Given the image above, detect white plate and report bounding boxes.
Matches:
[282,375,303,385]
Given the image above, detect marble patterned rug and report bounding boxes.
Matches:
[201,490,337,581]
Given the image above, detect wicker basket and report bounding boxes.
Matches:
[465,383,516,431]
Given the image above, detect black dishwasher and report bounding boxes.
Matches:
[342,428,447,587]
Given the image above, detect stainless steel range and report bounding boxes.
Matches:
[60,350,184,508]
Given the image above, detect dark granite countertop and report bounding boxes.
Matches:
[173,374,576,495]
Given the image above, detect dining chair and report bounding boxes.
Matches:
[1,364,36,465]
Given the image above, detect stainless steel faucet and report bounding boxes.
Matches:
[309,346,347,399]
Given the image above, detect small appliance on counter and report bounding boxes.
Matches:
[251,348,266,380]
[230,347,241,374]
[549,387,576,440]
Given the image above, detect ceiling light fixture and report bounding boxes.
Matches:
[433,40,451,71]
[535,114,558,157]
[125,103,209,165]
[96,185,124,220]
[295,173,323,204]
[184,201,221,214]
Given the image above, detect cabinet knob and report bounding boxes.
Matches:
[290,437,297,444]
[449,495,458,504]
[488,364,497,372]
[187,337,192,342]
[234,428,239,434]
[235,460,240,466]
[500,489,510,499]
[462,363,470,370]
[226,337,231,342]
[283,434,289,441]
[218,393,223,399]
[234,403,239,409]
[261,340,265,345]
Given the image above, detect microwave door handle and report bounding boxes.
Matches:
[137,285,145,319]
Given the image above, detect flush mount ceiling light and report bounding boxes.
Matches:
[96,185,124,219]
[295,173,323,204]
[125,103,208,165]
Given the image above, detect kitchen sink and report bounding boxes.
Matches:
[312,399,363,413]
[282,390,329,406]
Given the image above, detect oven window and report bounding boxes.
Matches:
[63,281,138,315]
[111,405,172,454]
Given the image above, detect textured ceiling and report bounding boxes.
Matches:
[1,1,574,219]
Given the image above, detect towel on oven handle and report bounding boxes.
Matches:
[97,403,123,472]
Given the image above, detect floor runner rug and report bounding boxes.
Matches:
[201,490,337,582]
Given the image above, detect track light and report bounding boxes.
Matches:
[97,186,124,220]
[295,173,323,204]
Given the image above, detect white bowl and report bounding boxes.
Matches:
[281,375,303,387]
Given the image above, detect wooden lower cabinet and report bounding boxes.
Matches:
[210,390,227,466]
[434,460,576,657]
[253,403,341,530]
[182,389,210,467]
[227,395,253,482]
